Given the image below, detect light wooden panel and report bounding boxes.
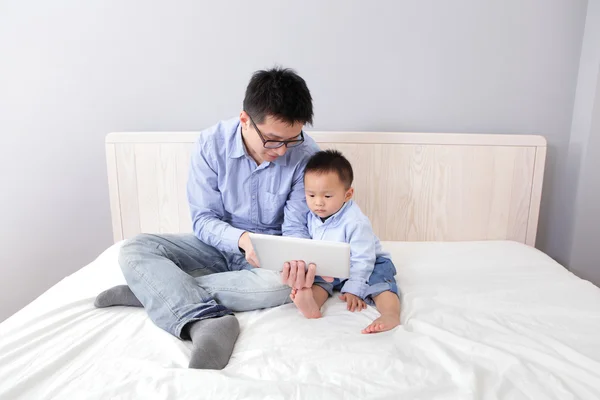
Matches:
[105,144,123,242]
[319,143,535,242]
[115,143,140,239]
[526,145,547,245]
[108,142,194,241]
[106,131,546,245]
[175,143,193,233]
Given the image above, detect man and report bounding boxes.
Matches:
[95,67,321,369]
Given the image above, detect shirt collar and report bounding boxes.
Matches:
[271,153,289,167]
[229,123,246,159]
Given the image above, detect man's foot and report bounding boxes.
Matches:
[94,285,143,308]
[187,314,240,369]
[361,313,400,334]
[291,287,322,319]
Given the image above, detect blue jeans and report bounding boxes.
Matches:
[314,256,399,306]
[119,233,292,338]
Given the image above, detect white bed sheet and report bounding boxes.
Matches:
[1,241,600,400]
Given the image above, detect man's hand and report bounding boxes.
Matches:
[339,293,366,312]
[238,232,259,267]
[281,261,334,289]
[281,260,313,289]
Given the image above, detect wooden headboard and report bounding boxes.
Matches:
[106,131,546,246]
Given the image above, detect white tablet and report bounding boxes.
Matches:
[249,233,351,279]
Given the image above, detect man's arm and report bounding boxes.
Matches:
[187,140,245,254]
[281,152,314,239]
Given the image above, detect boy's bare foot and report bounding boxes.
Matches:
[361,313,400,334]
[291,287,322,319]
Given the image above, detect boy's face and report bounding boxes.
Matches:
[304,171,354,219]
[240,111,303,164]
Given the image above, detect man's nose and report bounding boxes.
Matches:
[275,145,287,156]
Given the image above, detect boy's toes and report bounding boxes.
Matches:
[361,323,377,334]
[362,316,399,334]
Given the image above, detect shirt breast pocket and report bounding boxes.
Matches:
[260,191,288,225]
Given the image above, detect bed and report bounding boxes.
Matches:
[1,131,599,400]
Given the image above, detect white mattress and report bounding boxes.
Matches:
[1,241,600,400]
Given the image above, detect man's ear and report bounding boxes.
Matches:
[239,111,251,129]
[345,187,354,201]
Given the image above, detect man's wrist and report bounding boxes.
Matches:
[238,231,248,253]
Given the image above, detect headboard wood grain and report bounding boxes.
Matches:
[106,131,546,246]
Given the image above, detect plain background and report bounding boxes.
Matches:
[1,0,599,321]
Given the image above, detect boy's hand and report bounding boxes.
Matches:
[238,232,260,267]
[339,293,366,312]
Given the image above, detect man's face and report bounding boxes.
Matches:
[239,111,304,164]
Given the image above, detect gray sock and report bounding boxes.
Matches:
[187,315,240,370]
[94,285,143,308]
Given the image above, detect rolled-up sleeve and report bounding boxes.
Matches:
[187,140,244,254]
[340,221,377,298]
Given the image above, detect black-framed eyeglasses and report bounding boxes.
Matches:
[247,113,305,149]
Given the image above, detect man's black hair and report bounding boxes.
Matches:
[243,66,313,126]
[304,150,354,188]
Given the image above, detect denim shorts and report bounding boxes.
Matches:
[314,256,399,306]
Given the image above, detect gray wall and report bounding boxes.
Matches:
[0,0,590,321]
[570,71,600,283]
[568,0,600,283]
[564,0,600,284]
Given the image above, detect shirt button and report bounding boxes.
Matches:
[252,195,256,199]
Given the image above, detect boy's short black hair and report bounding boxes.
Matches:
[243,66,313,126]
[304,150,354,188]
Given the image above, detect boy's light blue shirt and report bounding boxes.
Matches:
[187,117,319,257]
[307,200,391,298]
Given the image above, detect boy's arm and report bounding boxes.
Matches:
[340,222,377,299]
[187,140,245,254]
